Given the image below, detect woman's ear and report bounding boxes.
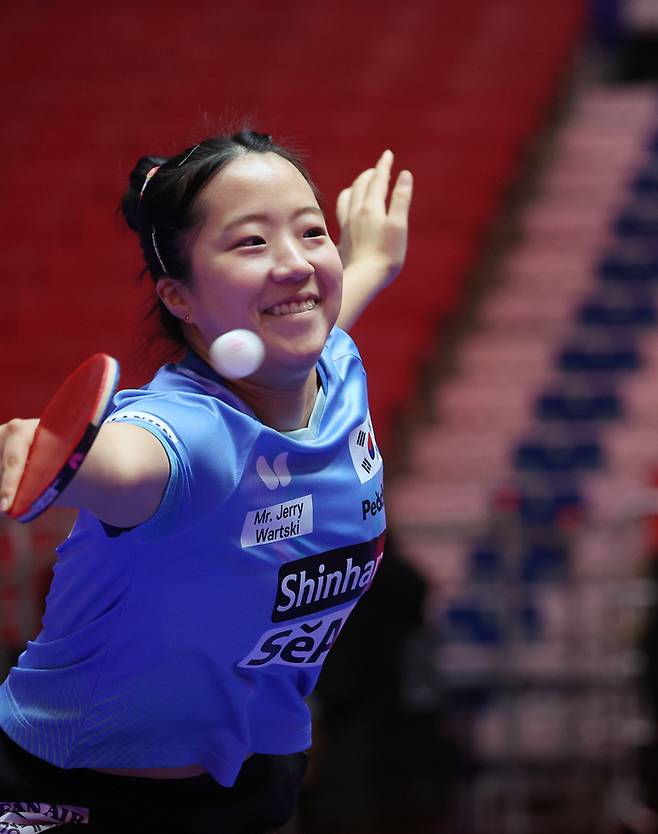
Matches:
[156,277,193,323]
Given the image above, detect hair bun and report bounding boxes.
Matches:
[121,154,168,232]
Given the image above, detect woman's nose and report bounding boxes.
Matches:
[269,242,314,283]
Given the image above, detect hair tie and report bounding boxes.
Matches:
[139,165,160,200]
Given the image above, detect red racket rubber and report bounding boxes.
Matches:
[7,353,120,523]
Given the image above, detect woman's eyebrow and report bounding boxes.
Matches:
[223,206,323,233]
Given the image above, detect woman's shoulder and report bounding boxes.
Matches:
[114,360,250,415]
[107,362,257,453]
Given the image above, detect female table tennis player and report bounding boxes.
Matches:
[0,130,412,833]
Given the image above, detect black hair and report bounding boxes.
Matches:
[121,130,319,348]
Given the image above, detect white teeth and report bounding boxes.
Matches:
[267,299,317,316]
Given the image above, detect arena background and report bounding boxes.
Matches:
[4,1,658,832]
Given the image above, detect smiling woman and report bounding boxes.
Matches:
[0,128,412,833]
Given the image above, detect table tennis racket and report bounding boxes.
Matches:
[7,353,120,523]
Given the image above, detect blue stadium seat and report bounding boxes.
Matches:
[520,542,569,582]
[558,343,641,372]
[514,438,604,472]
[536,390,623,421]
[614,209,658,237]
[631,172,658,196]
[445,602,503,645]
[470,542,504,581]
[598,255,658,283]
[577,296,657,327]
[516,482,584,524]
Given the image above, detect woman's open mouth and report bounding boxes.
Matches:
[264,298,319,316]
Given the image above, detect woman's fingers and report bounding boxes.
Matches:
[347,167,375,215]
[338,150,400,226]
[387,168,414,227]
[0,419,39,513]
[336,186,351,229]
[335,151,413,275]
[364,149,393,211]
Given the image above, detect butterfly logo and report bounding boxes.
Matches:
[256,453,292,490]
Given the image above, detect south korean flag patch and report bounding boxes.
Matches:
[348,412,383,484]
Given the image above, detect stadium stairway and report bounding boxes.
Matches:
[391,86,658,578]
[388,83,658,829]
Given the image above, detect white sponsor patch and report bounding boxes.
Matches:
[348,412,382,484]
[238,605,354,668]
[105,411,179,444]
[0,801,89,831]
[241,494,313,548]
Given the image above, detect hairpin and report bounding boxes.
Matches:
[178,145,200,167]
[139,165,160,200]
[151,226,168,273]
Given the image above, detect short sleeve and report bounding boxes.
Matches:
[104,387,245,539]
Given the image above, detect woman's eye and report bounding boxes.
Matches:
[235,236,265,248]
[303,227,326,238]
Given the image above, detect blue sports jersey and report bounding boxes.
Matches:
[0,328,386,786]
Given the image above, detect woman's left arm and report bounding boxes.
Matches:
[335,149,413,331]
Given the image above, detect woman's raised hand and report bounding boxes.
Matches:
[336,149,413,287]
[335,150,413,330]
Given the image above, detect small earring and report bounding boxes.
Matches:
[184,314,191,323]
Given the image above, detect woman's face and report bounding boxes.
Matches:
[179,152,343,387]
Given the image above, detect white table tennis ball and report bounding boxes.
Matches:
[209,330,265,379]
